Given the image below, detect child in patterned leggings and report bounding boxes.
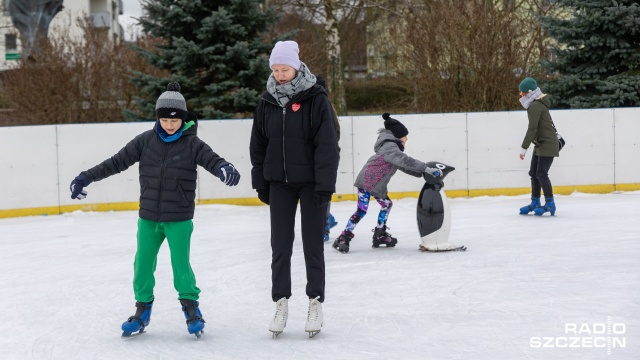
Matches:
[341,188,394,246]
[332,113,443,254]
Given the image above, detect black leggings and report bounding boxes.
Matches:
[529,155,554,199]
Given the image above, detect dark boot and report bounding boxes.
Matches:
[332,230,354,253]
[372,226,397,248]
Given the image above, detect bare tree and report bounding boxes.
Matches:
[389,0,560,113]
[266,0,367,114]
[0,16,167,125]
[519,0,559,74]
[323,0,346,113]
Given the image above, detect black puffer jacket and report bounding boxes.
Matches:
[82,117,228,222]
[250,84,339,193]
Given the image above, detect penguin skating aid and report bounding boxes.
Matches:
[416,162,466,252]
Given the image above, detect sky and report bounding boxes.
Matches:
[119,0,143,40]
[1,191,638,359]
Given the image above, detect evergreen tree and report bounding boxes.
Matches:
[540,1,640,108]
[127,0,279,120]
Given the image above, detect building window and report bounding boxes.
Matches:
[5,33,17,52]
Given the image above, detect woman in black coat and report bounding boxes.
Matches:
[250,40,339,337]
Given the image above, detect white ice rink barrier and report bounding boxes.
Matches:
[1,108,639,217]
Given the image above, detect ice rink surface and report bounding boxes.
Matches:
[1,192,638,360]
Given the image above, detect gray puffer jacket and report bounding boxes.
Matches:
[354,129,427,199]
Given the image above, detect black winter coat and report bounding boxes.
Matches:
[250,84,339,193]
[82,118,228,222]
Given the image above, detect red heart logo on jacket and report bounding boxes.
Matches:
[292,103,301,112]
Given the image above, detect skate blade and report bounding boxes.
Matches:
[419,245,467,252]
[121,330,145,339]
[306,330,321,338]
[332,246,349,254]
[372,243,396,248]
[193,330,204,340]
[270,330,283,338]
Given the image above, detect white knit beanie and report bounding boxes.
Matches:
[269,41,301,70]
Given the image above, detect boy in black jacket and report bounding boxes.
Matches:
[69,82,241,339]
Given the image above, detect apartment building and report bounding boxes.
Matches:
[0,0,123,70]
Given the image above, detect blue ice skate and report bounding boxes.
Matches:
[519,197,541,215]
[180,299,206,339]
[534,197,556,216]
[121,300,153,338]
[328,213,338,229]
[324,214,338,242]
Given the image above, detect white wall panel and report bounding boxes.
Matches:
[0,126,58,209]
[57,122,151,206]
[392,113,468,192]
[335,117,355,197]
[613,108,640,184]
[197,119,255,199]
[549,109,615,186]
[2,107,639,214]
[352,113,468,196]
[468,111,528,189]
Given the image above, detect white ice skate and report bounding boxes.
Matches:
[269,298,288,337]
[305,296,323,338]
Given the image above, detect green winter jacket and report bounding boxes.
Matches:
[521,96,559,157]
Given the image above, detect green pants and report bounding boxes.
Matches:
[134,218,200,302]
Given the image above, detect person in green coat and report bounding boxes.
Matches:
[517,77,559,216]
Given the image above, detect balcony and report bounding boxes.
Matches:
[92,12,112,28]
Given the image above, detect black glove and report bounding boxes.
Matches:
[217,164,240,186]
[70,174,91,200]
[314,191,332,208]
[257,190,270,205]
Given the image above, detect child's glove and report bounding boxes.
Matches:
[257,190,270,205]
[70,174,91,200]
[217,164,240,186]
[314,191,332,208]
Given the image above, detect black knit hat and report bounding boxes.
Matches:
[156,82,188,121]
[382,113,408,138]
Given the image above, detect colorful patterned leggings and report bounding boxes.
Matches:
[344,188,393,232]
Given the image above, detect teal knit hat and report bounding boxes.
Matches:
[518,77,537,93]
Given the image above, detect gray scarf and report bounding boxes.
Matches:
[519,87,544,109]
[266,62,317,107]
